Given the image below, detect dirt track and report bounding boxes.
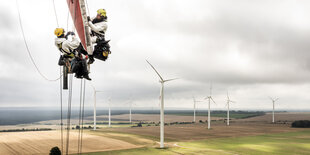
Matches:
[0,130,140,155]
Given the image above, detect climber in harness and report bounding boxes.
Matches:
[54,28,91,80]
[87,8,111,64]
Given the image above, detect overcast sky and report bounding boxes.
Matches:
[1,0,310,110]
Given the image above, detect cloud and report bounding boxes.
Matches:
[0,0,310,110]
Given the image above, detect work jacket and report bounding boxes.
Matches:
[88,17,108,43]
[55,36,80,55]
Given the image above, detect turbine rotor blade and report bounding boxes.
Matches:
[146,60,164,82]
[211,97,216,104]
[227,91,229,100]
[275,98,279,102]
[210,83,212,96]
[164,78,179,82]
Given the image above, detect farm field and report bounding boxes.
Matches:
[86,130,310,155]
[0,130,144,155]
[0,112,309,154]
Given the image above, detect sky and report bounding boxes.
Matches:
[1,0,310,111]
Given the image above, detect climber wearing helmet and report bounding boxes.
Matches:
[87,8,111,64]
[54,28,91,80]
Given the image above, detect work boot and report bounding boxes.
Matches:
[75,74,83,79]
[88,55,95,64]
[84,74,92,81]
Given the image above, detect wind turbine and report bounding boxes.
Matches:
[269,97,279,123]
[226,91,235,126]
[146,60,178,148]
[204,84,216,129]
[192,96,203,123]
[126,97,135,124]
[90,84,103,130]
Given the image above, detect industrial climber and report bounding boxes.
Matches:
[54,28,91,80]
[87,8,111,64]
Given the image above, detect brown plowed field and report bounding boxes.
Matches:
[235,112,310,122]
[106,112,310,141]
[0,130,140,155]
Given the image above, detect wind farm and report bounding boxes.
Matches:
[1,0,310,155]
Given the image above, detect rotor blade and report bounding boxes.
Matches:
[210,83,212,96]
[146,60,164,81]
[275,98,279,102]
[164,78,179,82]
[229,100,236,103]
[268,96,273,101]
[210,97,216,104]
[227,91,230,100]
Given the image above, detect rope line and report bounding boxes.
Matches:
[52,0,59,27]
[85,0,90,16]
[80,79,86,154]
[16,0,62,81]
[60,66,64,153]
[77,79,83,154]
[65,74,73,155]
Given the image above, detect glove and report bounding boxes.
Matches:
[67,31,75,35]
[87,16,91,22]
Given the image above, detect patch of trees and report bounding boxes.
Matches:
[0,128,52,132]
[72,125,93,130]
[132,122,143,127]
[291,120,310,128]
[169,122,193,125]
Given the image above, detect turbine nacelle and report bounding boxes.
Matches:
[269,96,279,103]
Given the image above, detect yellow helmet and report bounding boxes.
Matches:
[54,28,64,37]
[102,51,109,57]
[97,9,106,17]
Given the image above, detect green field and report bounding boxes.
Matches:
[82,130,310,155]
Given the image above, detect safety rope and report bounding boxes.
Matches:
[65,74,73,155]
[77,79,83,154]
[51,0,65,152]
[52,0,59,27]
[15,0,62,82]
[80,79,86,154]
[85,0,90,16]
[77,79,86,154]
[67,10,70,31]
[59,67,64,153]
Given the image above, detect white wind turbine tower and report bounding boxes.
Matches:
[269,97,279,123]
[192,96,203,123]
[90,84,103,130]
[127,98,136,124]
[146,60,178,149]
[226,91,235,126]
[204,85,216,130]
